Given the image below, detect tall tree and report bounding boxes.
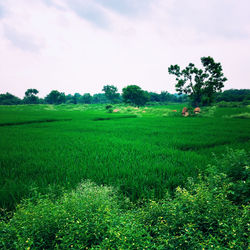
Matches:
[80,93,92,104]
[122,85,149,106]
[23,89,39,104]
[168,56,227,106]
[102,85,120,103]
[45,90,66,104]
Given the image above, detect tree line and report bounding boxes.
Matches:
[1,86,249,106]
[1,57,249,106]
[0,87,187,106]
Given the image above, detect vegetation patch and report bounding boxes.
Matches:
[0,119,72,127]
[92,115,137,121]
[1,149,249,249]
[228,113,250,119]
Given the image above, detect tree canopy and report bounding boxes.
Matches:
[45,90,66,104]
[168,56,227,106]
[122,85,149,106]
[23,89,39,104]
[102,85,120,103]
[0,93,21,105]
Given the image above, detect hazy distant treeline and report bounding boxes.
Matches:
[0,89,187,105]
[0,88,249,105]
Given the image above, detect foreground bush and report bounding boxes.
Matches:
[138,172,249,249]
[0,182,150,249]
[1,150,249,249]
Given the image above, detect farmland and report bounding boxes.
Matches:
[0,103,249,249]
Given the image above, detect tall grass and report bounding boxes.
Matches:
[0,104,249,210]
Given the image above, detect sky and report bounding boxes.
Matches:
[0,0,249,98]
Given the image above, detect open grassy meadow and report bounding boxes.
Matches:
[0,103,249,249]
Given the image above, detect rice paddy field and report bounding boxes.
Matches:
[1,103,249,211]
[1,103,250,249]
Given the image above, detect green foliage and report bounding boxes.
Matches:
[214,148,250,204]
[169,56,227,106]
[23,88,39,104]
[45,90,66,104]
[1,153,249,249]
[92,93,109,104]
[217,101,244,108]
[0,104,249,210]
[122,85,150,106]
[102,85,120,103]
[149,91,188,103]
[24,89,38,97]
[105,104,113,110]
[0,93,22,105]
[80,93,92,104]
[138,171,249,249]
[217,89,250,102]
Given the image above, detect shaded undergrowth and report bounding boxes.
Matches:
[0,119,72,127]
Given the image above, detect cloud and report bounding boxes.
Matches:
[0,3,5,18]
[3,25,43,52]
[155,0,250,40]
[95,0,151,15]
[64,0,109,28]
[0,0,249,98]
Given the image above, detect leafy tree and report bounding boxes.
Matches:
[102,85,120,103]
[45,90,66,104]
[23,88,39,104]
[168,56,227,106]
[92,93,109,104]
[149,92,161,102]
[25,89,38,97]
[72,93,81,104]
[0,92,22,105]
[80,93,92,104]
[122,85,149,106]
[65,94,74,104]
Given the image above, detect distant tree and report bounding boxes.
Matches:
[149,92,161,102]
[65,94,74,104]
[25,89,38,97]
[45,90,66,104]
[0,92,22,105]
[72,93,81,104]
[23,88,39,104]
[92,93,109,104]
[168,56,227,106]
[216,89,250,102]
[102,85,120,103]
[159,91,172,103]
[80,93,92,104]
[122,85,149,106]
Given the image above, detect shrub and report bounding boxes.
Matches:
[214,148,250,204]
[0,181,121,249]
[105,104,113,110]
[137,172,249,249]
[217,101,242,108]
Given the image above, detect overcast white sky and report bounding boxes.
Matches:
[0,0,249,98]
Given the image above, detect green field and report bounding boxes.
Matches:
[0,103,249,249]
[1,104,249,210]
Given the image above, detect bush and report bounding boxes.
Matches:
[0,182,120,249]
[214,148,250,204]
[137,172,249,249]
[217,101,242,108]
[105,104,113,110]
